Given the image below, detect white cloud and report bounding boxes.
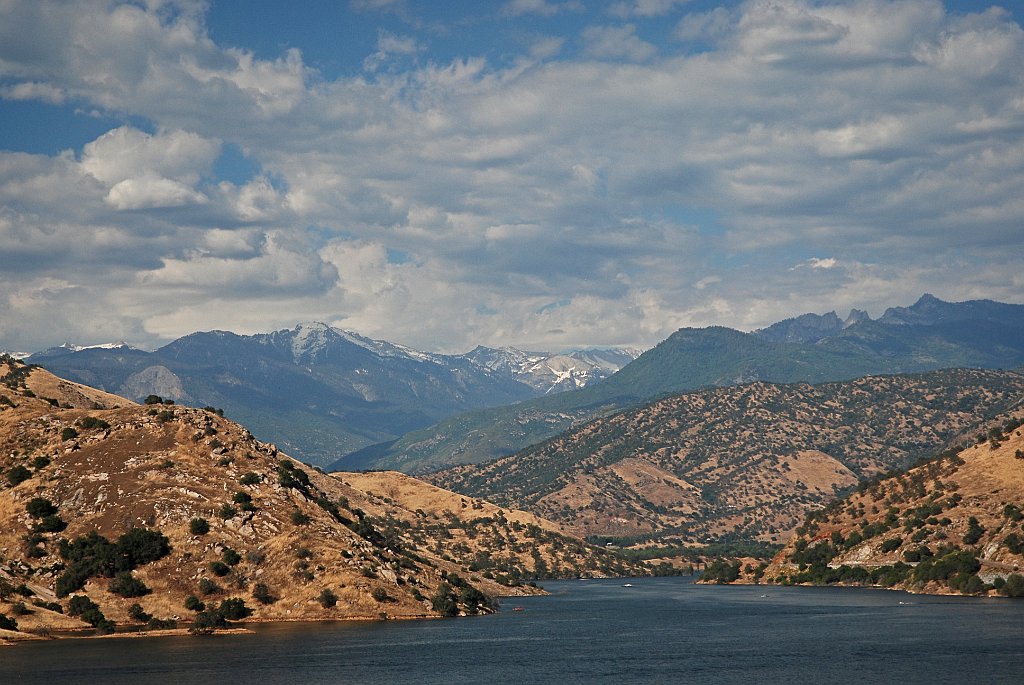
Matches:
[582,24,658,61]
[80,126,219,186]
[105,173,207,209]
[502,0,583,18]
[1,0,1023,353]
[1,81,66,104]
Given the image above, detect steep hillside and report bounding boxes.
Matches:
[336,471,642,582]
[758,414,1024,596]
[429,369,1024,544]
[0,357,639,641]
[340,295,1024,473]
[29,323,537,467]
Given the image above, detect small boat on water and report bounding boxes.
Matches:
[512,607,525,612]
[623,583,634,587]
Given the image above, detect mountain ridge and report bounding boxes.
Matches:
[338,295,1024,473]
[426,368,1024,545]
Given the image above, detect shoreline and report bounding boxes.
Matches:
[0,602,521,645]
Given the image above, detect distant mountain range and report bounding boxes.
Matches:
[26,323,638,466]
[334,295,1024,473]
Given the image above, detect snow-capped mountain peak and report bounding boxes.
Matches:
[460,345,642,394]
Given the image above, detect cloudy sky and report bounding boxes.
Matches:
[1,0,1022,354]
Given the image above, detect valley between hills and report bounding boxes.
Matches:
[4,295,1024,642]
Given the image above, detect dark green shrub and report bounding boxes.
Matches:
[191,610,226,631]
[219,503,237,519]
[371,587,390,602]
[239,472,262,486]
[0,614,18,631]
[67,595,99,617]
[458,585,491,614]
[26,497,58,518]
[6,465,32,486]
[208,561,230,577]
[128,603,152,622]
[252,583,275,605]
[232,491,252,504]
[291,510,310,525]
[108,572,150,597]
[78,416,110,430]
[32,599,62,613]
[963,517,985,545]
[431,582,458,617]
[217,598,251,620]
[32,456,50,469]
[318,588,338,608]
[221,548,241,566]
[35,514,67,533]
[117,528,171,567]
[198,578,221,595]
[190,518,210,535]
[184,595,205,612]
[277,460,311,493]
[1002,573,1024,598]
[701,560,741,583]
[143,395,163,405]
[60,427,78,441]
[56,564,94,597]
[880,537,902,553]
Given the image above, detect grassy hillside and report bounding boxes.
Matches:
[756,412,1024,596]
[428,369,1024,545]
[0,357,641,642]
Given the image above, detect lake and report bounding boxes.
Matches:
[3,577,1023,684]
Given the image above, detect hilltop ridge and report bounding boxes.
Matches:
[429,369,1024,544]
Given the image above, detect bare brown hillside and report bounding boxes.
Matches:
[754,414,1024,595]
[432,369,1024,544]
[0,357,638,642]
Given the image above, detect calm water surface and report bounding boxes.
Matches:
[3,577,1022,684]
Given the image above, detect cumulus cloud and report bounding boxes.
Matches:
[582,24,658,61]
[1,0,1023,353]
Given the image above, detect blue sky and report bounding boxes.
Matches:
[1,0,1022,353]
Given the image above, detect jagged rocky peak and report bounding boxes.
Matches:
[753,311,844,344]
[877,293,1024,327]
[843,309,870,327]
